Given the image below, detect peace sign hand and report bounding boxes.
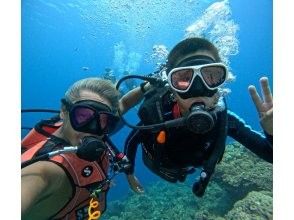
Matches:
[248,77,273,135]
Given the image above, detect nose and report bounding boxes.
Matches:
[192,75,204,90]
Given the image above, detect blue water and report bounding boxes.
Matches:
[22,0,272,204]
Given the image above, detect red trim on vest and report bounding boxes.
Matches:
[172,102,182,119]
[21,140,47,162]
[21,121,62,151]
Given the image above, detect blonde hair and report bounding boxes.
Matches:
[64,77,120,112]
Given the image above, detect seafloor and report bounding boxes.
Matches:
[102,142,273,220]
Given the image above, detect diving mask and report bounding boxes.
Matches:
[62,99,120,135]
[167,56,228,99]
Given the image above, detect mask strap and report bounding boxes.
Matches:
[60,98,72,111]
[176,55,215,67]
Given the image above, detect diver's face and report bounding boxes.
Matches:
[61,90,112,146]
[172,50,220,114]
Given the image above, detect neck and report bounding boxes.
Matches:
[53,127,70,144]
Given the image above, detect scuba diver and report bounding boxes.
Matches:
[21,77,146,220]
[102,67,117,84]
[120,37,273,197]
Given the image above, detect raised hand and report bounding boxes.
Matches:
[248,77,273,135]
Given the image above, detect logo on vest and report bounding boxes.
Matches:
[82,166,93,177]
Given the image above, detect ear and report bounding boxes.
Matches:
[60,105,67,120]
[60,111,64,120]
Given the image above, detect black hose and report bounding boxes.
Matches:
[115,74,163,90]
[21,127,33,130]
[21,109,60,113]
[116,74,171,131]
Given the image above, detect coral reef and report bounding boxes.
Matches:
[225,191,273,220]
[213,142,273,203]
[101,142,272,220]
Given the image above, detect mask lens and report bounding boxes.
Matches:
[171,69,194,90]
[98,112,120,134]
[99,113,109,130]
[200,66,226,88]
[69,100,119,135]
[72,107,95,127]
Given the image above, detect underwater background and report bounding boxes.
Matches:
[22,0,273,219]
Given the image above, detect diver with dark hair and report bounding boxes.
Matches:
[122,37,273,197]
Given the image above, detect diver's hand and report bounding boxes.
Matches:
[248,77,273,135]
[126,174,145,193]
[140,81,152,94]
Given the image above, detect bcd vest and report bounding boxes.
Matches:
[137,86,228,195]
[21,116,109,219]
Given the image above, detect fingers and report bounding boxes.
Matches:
[265,107,273,117]
[133,184,144,193]
[260,77,273,104]
[248,85,263,112]
[260,107,273,135]
[127,174,145,193]
[260,107,273,121]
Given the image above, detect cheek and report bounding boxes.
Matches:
[176,99,192,114]
[204,98,217,108]
[181,100,192,109]
[63,119,81,145]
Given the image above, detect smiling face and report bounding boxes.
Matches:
[57,90,113,146]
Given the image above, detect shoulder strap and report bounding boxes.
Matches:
[138,86,172,125]
[21,140,47,162]
[21,115,62,153]
[193,97,228,197]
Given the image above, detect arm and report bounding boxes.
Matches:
[119,83,151,114]
[227,76,273,162]
[228,111,272,163]
[21,161,71,218]
[124,128,142,174]
[123,128,144,193]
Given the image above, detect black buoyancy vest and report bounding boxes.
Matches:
[137,86,228,193]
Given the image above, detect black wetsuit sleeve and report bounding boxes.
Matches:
[227,111,273,163]
[123,129,142,174]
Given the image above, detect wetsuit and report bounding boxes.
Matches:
[124,103,273,183]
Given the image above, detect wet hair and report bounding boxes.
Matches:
[64,77,120,113]
[166,37,221,73]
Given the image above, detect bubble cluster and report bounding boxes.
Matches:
[126,52,142,74]
[75,0,238,79]
[113,42,127,74]
[77,0,206,44]
[149,44,169,68]
[184,0,239,74]
[113,41,142,76]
